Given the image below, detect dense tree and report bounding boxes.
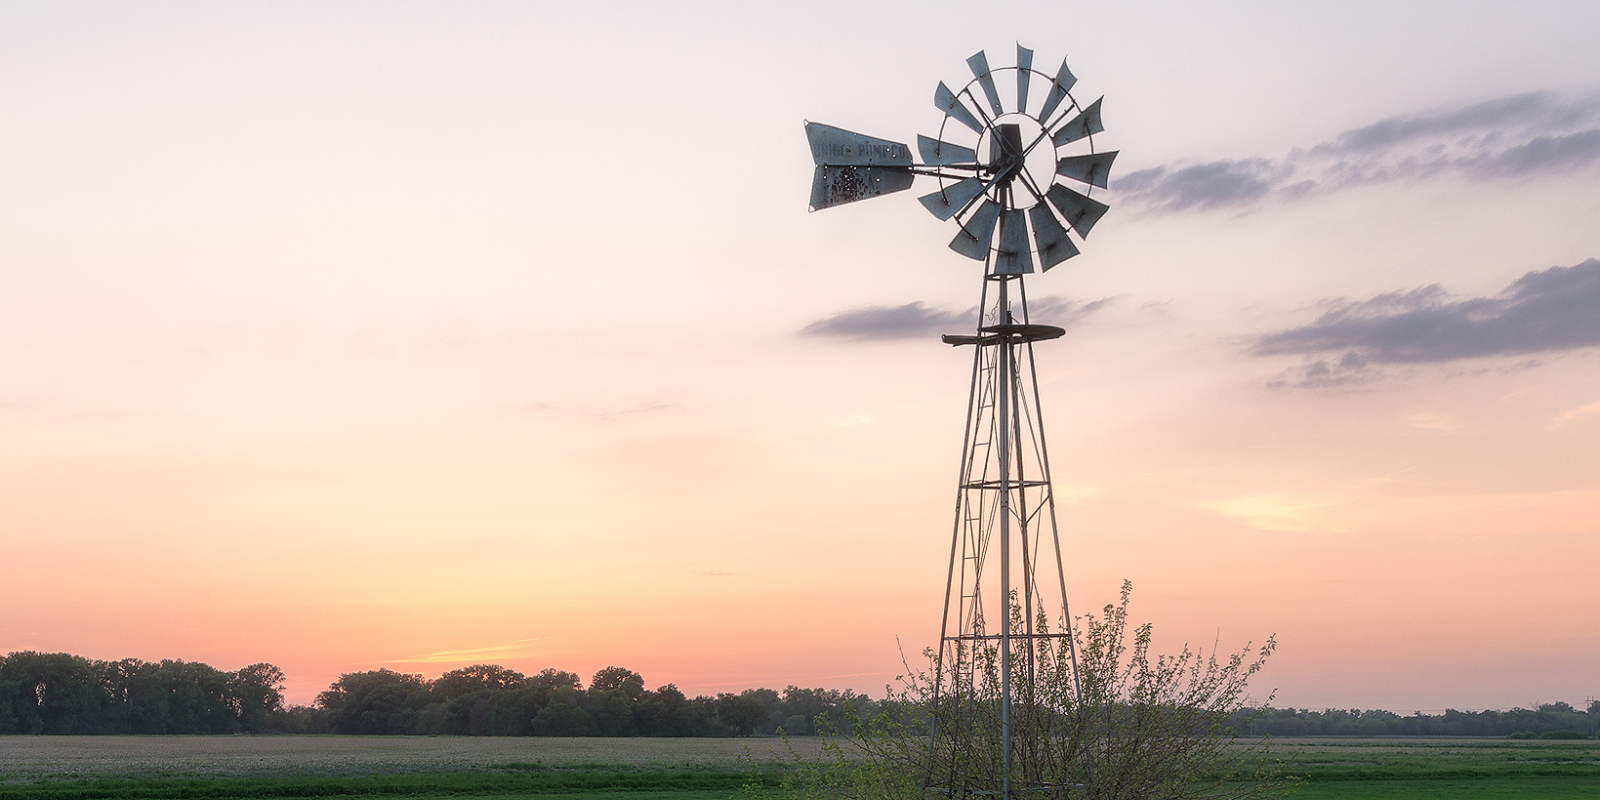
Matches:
[715,691,770,736]
[433,664,526,701]
[316,669,431,734]
[234,663,287,731]
[1232,702,1600,738]
[12,649,1586,740]
[0,652,285,734]
[590,666,644,694]
[635,683,699,736]
[530,668,582,691]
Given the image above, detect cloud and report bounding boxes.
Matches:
[1254,259,1600,386]
[1116,159,1291,213]
[1309,93,1571,155]
[519,400,680,422]
[1119,92,1600,212]
[1399,410,1461,432]
[1201,493,1345,533]
[801,297,1111,341]
[1550,399,1600,429]
[385,638,554,665]
[799,301,968,340]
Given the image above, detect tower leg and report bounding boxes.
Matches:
[930,271,1088,799]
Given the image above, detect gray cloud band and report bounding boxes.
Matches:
[1254,259,1600,387]
[1118,92,1600,212]
[801,297,1111,341]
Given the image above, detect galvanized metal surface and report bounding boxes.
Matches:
[1036,56,1078,123]
[935,81,985,135]
[1027,202,1079,270]
[978,322,1067,340]
[1050,95,1104,146]
[989,123,1026,184]
[917,134,978,166]
[808,165,914,211]
[948,199,1001,260]
[1015,45,1033,113]
[1054,150,1118,188]
[967,50,1005,118]
[805,122,914,166]
[1044,183,1110,237]
[993,208,1034,275]
[918,177,987,220]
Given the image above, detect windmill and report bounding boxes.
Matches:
[806,45,1115,799]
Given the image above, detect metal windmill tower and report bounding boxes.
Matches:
[805,45,1115,799]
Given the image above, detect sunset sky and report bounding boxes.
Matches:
[3,1,1598,711]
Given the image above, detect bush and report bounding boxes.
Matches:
[784,581,1288,800]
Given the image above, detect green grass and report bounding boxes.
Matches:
[0,763,782,800]
[1261,739,1600,798]
[1276,741,1600,781]
[3,739,1597,799]
[1287,776,1600,799]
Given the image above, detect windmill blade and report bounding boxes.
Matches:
[1050,96,1104,146]
[993,208,1035,275]
[936,81,986,135]
[809,165,915,211]
[918,177,987,220]
[948,199,1001,260]
[917,134,978,166]
[1037,56,1079,123]
[1028,202,1080,270]
[967,51,1004,117]
[1015,44,1034,114]
[1045,183,1111,237]
[805,122,914,166]
[1055,150,1118,189]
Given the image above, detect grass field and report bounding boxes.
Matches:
[0,736,1595,799]
[1274,737,1600,798]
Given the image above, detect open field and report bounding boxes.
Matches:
[0,736,826,780]
[1273,737,1600,799]
[0,735,1596,798]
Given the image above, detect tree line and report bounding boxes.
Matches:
[292,664,878,736]
[0,651,284,734]
[0,652,877,737]
[5,650,1595,738]
[1228,702,1600,738]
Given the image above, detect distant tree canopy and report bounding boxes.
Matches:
[0,651,284,734]
[1228,703,1600,738]
[303,663,878,737]
[4,650,1594,738]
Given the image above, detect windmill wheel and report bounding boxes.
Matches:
[806,44,1116,275]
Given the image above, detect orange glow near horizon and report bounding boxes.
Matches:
[3,4,1599,715]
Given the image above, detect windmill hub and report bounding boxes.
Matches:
[988,123,1027,185]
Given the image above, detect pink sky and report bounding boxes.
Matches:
[2,1,1598,710]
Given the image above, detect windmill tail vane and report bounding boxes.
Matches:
[805,44,1117,800]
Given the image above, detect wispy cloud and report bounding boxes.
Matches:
[519,401,681,422]
[800,301,968,340]
[1253,258,1600,387]
[1400,410,1462,432]
[800,297,1111,342]
[385,638,554,665]
[1119,92,1600,212]
[1550,399,1600,429]
[1201,493,1345,533]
